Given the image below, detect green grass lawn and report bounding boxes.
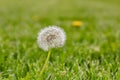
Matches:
[0,0,120,80]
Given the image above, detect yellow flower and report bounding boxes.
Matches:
[72,21,83,27]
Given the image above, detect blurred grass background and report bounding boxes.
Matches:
[0,0,120,80]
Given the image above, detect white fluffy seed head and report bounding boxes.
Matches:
[37,26,66,51]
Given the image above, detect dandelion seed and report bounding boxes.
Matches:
[37,26,66,77]
[37,26,66,51]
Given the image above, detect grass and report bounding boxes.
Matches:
[0,0,120,80]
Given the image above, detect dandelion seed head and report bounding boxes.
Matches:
[37,26,66,51]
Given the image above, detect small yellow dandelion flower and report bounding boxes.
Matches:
[72,21,83,27]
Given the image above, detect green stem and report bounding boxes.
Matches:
[40,50,51,77]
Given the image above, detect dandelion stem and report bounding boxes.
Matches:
[40,50,51,77]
